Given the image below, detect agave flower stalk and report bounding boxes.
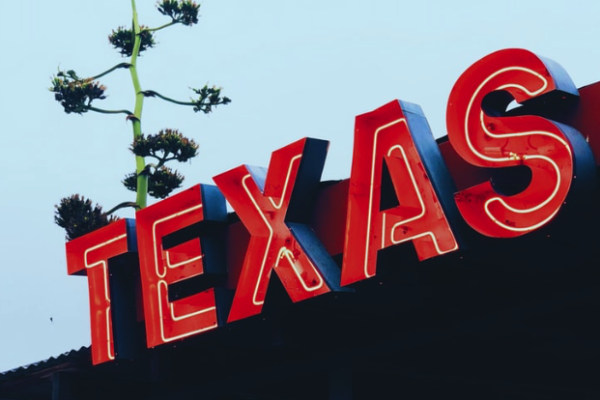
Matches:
[51,0,230,239]
[129,0,148,209]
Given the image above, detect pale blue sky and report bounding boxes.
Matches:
[1,0,599,371]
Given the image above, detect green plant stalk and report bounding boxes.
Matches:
[130,0,148,209]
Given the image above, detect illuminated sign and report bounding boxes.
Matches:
[135,184,228,348]
[342,99,460,285]
[447,48,594,237]
[65,48,597,365]
[213,138,343,322]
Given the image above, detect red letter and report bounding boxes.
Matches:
[214,138,342,322]
[136,184,227,348]
[342,100,460,285]
[446,48,595,237]
[66,219,137,365]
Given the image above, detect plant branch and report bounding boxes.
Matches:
[141,90,195,106]
[105,201,140,215]
[144,21,177,33]
[90,62,132,80]
[144,154,177,165]
[88,106,133,115]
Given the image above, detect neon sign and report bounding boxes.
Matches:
[342,99,460,285]
[447,48,594,237]
[65,48,597,364]
[213,138,343,322]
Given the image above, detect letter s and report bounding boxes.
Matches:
[446,48,595,237]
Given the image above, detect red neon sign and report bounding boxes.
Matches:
[65,48,597,364]
[214,138,342,322]
[136,184,227,348]
[446,48,594,237]
[342,100,459,285]
[66,219,136,365]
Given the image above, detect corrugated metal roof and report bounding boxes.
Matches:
[0,346,90,380]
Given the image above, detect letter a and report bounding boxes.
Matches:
[342,100,460,285]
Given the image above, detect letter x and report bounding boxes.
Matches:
[214,137,341,322]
